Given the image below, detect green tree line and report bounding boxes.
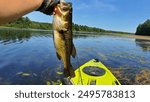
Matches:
[136,19,150,36]
[1,17,132,34]
[1,17,105,32]
[72,24,105,32]
[2,17,53,30]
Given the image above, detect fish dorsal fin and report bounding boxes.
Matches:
[56,52,61,60]
[71,45,76,58]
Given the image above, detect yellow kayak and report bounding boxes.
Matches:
[62,59,121,85]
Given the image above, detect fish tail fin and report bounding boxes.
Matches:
[64,65,75,78]
[69,65,75,78]
[64,69,70,77]
[71,45,76,58]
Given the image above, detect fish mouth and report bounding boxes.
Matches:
[54,2,72,17]
[60,2,72,12]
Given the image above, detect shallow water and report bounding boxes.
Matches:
[0,29,150,85]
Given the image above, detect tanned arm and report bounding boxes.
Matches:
[0,0,43,24]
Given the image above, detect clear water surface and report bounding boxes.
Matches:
[0,28,150,85]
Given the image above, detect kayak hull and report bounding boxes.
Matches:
[69,59,121,85]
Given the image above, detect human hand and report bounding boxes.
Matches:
[37,0,60,15]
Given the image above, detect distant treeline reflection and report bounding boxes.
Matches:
[1,29,150,51]
[0,29,96,44]
[0,29,31,44]
[0,29,52,44]
[135,39,150,51]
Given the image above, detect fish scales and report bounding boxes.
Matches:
[53,1,76,77]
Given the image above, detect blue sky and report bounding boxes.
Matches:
[26,0,150,33]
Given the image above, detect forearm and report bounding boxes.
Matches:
[0,0,44,24]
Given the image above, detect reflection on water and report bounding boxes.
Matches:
[0,30,31,45]
[0,28,150,85]
[0,28,52,45]
[135,39,150,51]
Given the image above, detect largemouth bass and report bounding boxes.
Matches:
[53,1,76,77]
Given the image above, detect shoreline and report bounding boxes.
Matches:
[118,34,150,40]
[0,27,150,40]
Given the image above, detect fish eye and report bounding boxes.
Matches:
[62,7,69,11]
[59,30,64,34]
[59,30,67,34]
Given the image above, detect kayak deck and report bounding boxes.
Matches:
[69,59,121,85]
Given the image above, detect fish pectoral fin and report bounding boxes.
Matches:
[56,52,61,60]
[61,28,67,31]
[59,28,67,32]
[71,45,76,58]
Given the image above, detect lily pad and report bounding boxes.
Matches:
[16,72,31,77]
[22,73,31,76]
[46,81,51,85]
[51,80,61,85]
[16,72,23,75]
[33,73,37,77]
[56,72,63,75]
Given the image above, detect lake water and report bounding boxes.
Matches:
[0,28,150,85]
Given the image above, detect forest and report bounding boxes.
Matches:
[135,19,150,36]
[1,17,105,33]
[0,17,132,34]
[2,17,53,30]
